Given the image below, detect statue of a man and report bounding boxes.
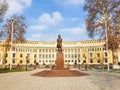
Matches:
[57,35,62,53]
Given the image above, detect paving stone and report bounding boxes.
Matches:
[0,69,120,90]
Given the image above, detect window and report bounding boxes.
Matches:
[105,58,108,63]
[65,54,67,58]
[12,53,16,57]
[34,60,36,64]
[71,49,73,52]
[83,54,85,57]
[97,53,100,57]
[34,54,37,58]
[78,54,80,58]
[68,49,70,52]
[39,49,41,52]
[39,54,41,59]
[83,60,86,63]
[5,60,7,63]
[5,53,8,57]
[71,54,73,58]
[68,54,70,58]
[12,59,15,64]
[49,54,51,58]
[20,54,23,58]
[97,48,99,51]
[27,53,30,57]
[75,54,77,58]
[43,54,44,58]
[105,52,107,57]
[89,53,93,58]
[27,60,29,63]
[52,54,54,58]
[20,60,22,64]
[90,59,93,63]
[97,60,100,63]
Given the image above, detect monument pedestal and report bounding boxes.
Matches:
[51,53,68,70]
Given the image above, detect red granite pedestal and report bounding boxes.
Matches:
[51,53,68,71]
[32,53,89,77]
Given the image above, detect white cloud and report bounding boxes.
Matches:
[6,0,32,16]
[39,12,64,25]
[60,27,84,35]
[71,18,80,21]
[27,33,56,41]
[55,0,84,5]
[27,33,43,41]
[28,11,64,31]
[20,0,32,7]
[29,25,48,31]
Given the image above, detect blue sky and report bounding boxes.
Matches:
[6,0,92,41]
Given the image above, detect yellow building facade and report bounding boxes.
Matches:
[0,39,120,66]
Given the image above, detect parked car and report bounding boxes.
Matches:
[103,65,113,69]
[94,65,102,69]
[45,65,50,68]
[68,64,72,68]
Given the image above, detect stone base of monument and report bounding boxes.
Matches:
[51,53,69,71]
[32,53,89,77]
[32,70,89,77]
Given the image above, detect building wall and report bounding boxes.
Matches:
[0,39,115,66]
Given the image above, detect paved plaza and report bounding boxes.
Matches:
[0,69,120,90]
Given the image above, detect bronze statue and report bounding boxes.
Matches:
[57,35,62,53]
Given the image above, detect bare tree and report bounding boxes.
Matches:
[0,0,8,37]
[84,0,120,64]
[0,0,8,23]
[2,15,27,66]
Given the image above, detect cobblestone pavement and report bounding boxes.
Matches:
[0,69,120,90]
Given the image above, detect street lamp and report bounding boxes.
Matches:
[26,55,28,71]
[84,56,87,71]
[105,27,110,71]
[10,19,16,70]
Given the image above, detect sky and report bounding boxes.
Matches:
[5,0,93,42]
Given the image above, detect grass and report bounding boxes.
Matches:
[79,67,120,73]
[0,68,34,73]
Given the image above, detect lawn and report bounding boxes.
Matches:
[0,68,33,73]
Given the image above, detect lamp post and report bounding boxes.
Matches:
[105,26,110,71]
[26,55,28,71]
[10,19,16,70]
[83,55,87,71]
